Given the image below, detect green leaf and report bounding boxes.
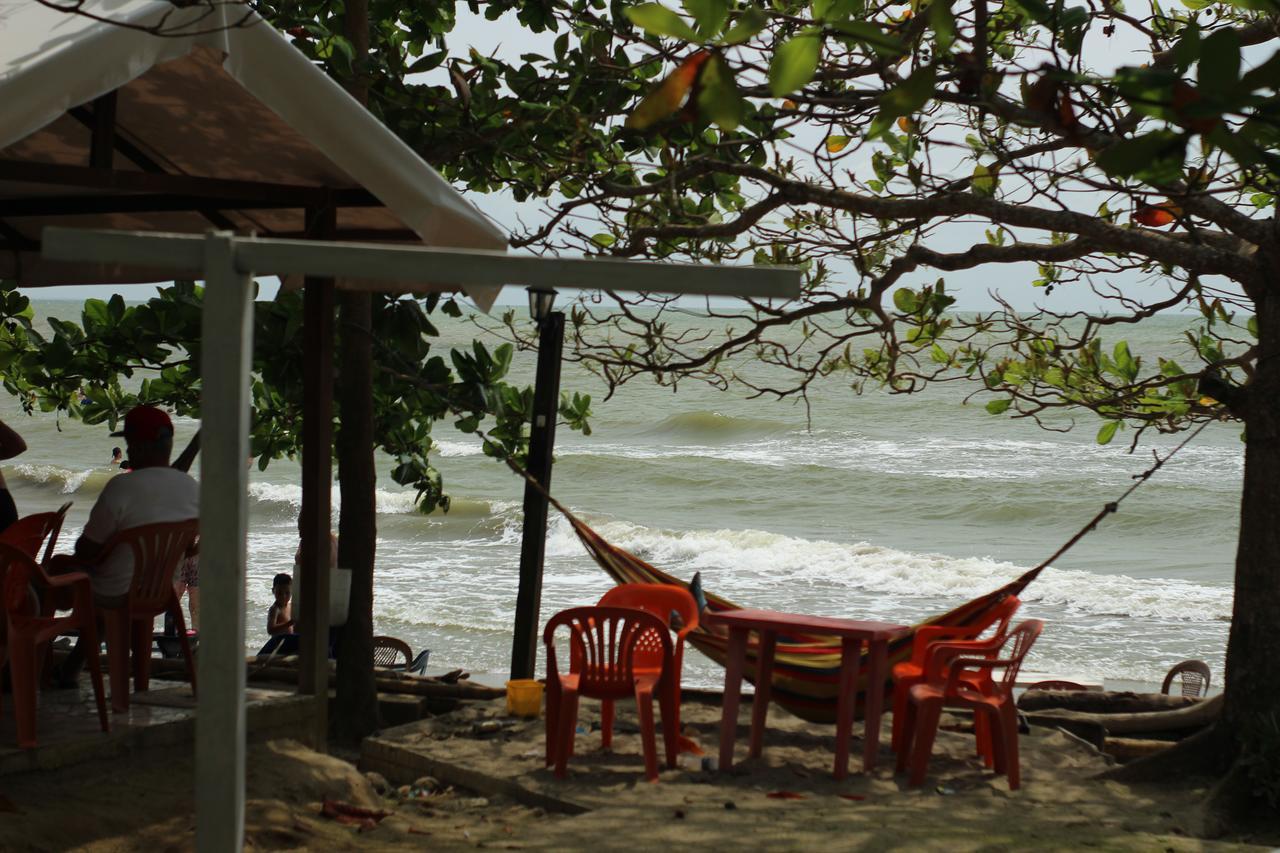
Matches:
[1198,28,1240,92]
[720,8,767,44]
[683,0,729,38]
[768,32,822,97]
[830,21,907,57]
[697,53,746,130]
[972,163,999,196]
[881,64,937,117]
[1095,130,1187,184]
[624,4,701,41]
[985,398,1012,415]
[930,0,956,53]
[893,288,918,313]
[1170,24,1200,72]
[1096,420,1120,445]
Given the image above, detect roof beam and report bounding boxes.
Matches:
[88,93,117,170]
[41,227,803,299]
[3,192,381,218]
[0,160,378,208]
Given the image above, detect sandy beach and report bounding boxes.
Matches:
[1,696,1274,851]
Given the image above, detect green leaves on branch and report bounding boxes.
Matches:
[768,31,822,97]
[697,53,747,130]
[868,65,936,139]
[1095,130,1187,185]
[1096,421,1121,445]
[624,3,700,40]
[830,22,907,58]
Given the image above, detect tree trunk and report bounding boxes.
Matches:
[332,0,380,743]
[1211,283,1280,822]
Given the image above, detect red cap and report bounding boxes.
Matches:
[110,405,174,441]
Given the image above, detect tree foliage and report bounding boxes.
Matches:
[0,284,591,512]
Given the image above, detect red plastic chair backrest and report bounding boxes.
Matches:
[988,594,1022,637]
[597,584,698,670]
[986,619,1044,693]
[0,542,41,630]
[543,606,672,700]
[97,519,199,615]
[0,502,71,565]
[1161,659,1211,698]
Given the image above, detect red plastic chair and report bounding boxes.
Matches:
[0,502,71,565]
[597,584,698,755]
[891,594,1021,757]
[897,619,1045,790]
[0,542,109,748]
[95,520,199,712]
[543,606,675,782]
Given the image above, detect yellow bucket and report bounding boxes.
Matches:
[505,679,544,718]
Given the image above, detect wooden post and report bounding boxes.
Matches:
[195,232,254,853]
[510,310,564,680]
[298,206,335,749]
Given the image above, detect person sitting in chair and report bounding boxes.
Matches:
[50,405,199,685]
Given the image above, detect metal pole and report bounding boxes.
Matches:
[298,205,335,749]
[510,311,565,680]
[195,232,254,853]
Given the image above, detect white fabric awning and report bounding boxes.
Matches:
[0,0,508,308]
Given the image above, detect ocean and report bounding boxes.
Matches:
[4,300,1238,690]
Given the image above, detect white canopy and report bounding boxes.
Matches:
[0,0,507,308]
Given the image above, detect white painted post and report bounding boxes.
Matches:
[195,232,254,853]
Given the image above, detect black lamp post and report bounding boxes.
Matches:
[510,287,564,680]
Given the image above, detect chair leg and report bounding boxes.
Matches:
[104,609,130,713]
[896,694,918,774]
[636,688,660,783]
[554,690,580,779]
[890,677,907,754]
[1000,703,1021,789]
[659,680,678,769]
[10,636,37,749]
[170,601,197,696]
[81,614,110,734]
[907,699,943,787]
[131,619,151,692]
[544,684,559,768]
[975,711,994,768]
[600,698,615,750]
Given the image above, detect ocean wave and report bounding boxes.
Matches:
[554,432,1242,486]
[541,515,1233,623]
[248,482,419,515]
[9,463,116,495]
[433,439,484,458]
[635,411,794,443]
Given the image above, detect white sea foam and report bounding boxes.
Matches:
[541,515,1233,624]
[11,463,107,494]
[247,482,420,515]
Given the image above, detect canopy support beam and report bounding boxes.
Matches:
[194,232,255,853]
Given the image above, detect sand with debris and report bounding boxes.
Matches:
[0,697,1275,851]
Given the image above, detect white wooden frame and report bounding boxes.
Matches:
[41,225,801,853]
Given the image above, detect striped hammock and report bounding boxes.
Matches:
[563,510,1043,724]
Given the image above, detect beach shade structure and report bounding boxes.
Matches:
[563,503,1046,725]
[94,520,200,712]
[597,583,699,756]
[543,606,677,782]
[897,619,1045,790]
[1161,659,1211,698]
[0,542,109,749]
[0,502,72,566]
[890,594,1022,757]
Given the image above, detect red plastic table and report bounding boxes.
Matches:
[707,608,910,779]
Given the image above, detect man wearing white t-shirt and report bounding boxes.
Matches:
[52,405,199,684]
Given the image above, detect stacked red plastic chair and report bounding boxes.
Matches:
[897,619,1044,790]
[543,606,675,782]
[597,583,698,758]
[890,593,1021,762]
[0,542,108,748]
